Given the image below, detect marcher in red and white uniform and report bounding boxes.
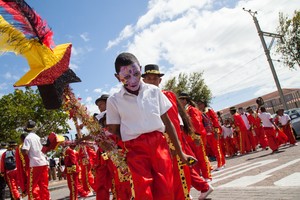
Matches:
[21,120,50,200]
[106,53,197,200]
[1,141,21,200]
[229,107,251,155]
[179,93,212,181]
[238,107,257,151]
[277,109,298,146]
[143,64,193,200]
[15,133,29,197]
[221,119,237,157]
[246,107,269,150]
[258,107,279,153]
[198,101,226,171]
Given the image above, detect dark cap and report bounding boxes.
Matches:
[229,106,237,112]
[24,120,36,132]
[178,92,190,100]
[141,64,164,78]
[95,94,109,105]
[8,141,17,146]
[246,106,252,112]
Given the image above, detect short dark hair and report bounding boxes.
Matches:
[114,52,140,74]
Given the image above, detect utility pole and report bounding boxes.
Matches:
[243,8,288,110]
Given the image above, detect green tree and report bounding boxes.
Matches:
[276,10,300,69]
[163,72,212,103]
[0,87,70,142]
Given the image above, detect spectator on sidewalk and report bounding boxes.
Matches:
[49,156,57,181]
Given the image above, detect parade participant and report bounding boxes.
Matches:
[64,141,90,200]
[0,141,21,200]
[21,120,50,200]
[229,107,251,155]
[258,107,280,153]
[246,107,269,150]
[176,95,214,200]
[221,119,237,157]
[273,111,289,146]
[15,133,29,197]
[95,94,110,113]
[143,64,193,200]
[106,52,196,200]
[198,100,226,171]
[179,92,212,181]
[238,107,257,151]
[277,109,298,146]
[0,142,7,200]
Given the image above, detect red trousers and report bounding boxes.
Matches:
[247,130,258,150]
[123,131,174,200]
[185,134,212,180]
[80,164,94,192]
[237,130,251,154]
[253,127,269,149]
[276,129,288,146]
[264,127,279,151]
[94,152,111,200]
[206,134,225,168]
[5,169,20,200]
[282,125,297,144]
[28,165,50,200]
[224,137,236,157]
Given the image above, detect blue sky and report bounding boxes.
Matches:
[1,0,300,134]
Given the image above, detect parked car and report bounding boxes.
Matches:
[284,108,300,138]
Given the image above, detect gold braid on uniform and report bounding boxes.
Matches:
[164,133,190,199]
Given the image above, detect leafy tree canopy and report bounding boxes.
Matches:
[0,87,70,143]
[276,10,300,69]
[163,72,212,104]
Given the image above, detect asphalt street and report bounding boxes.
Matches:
[7,139,300,200]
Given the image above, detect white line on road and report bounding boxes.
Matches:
[219,158,300,187]
[211,159,277,184]
[274,172,300,187]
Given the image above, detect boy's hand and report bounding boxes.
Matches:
[179,152,197,166]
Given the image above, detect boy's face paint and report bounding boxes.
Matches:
[118,63,141,91]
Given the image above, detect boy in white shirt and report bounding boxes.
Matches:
[277,109,298,146]
[106,52,196,200]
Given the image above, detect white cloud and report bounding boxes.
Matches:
[108,0,300,110]
[4,72,18,80]
[93,88,102,93]
[80,32,90,42]
[69,63,79,70]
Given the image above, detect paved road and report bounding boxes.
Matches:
[8,141,300,199]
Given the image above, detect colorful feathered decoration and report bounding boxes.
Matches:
[0,0,54,48]
[0,0,81,109]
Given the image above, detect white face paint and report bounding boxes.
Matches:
[118,63,141,91]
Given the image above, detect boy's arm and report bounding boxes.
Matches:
[161,113,197,166]
[107,124,121,139]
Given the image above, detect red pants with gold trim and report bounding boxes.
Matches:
[238,130,251,154]
[181,136,209,193]
[206,134,225,168]
[28,165,50,200]
[264,127,279,151]
[5,169,20,200]
[80,164,94,192]
[94,152,111,200]
[185,134,212,180]
[247,130,258,151]
[276,129,288,146]
[282,125,297,144]
[123,131,174,200]
[253,127,268,149]
[224,137,236,157]
[67,172,79,200]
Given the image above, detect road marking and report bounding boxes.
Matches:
[211,159,277,184]
[274,172,300,187]
[219,158,300,187]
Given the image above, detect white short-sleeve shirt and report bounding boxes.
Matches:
[259,112,274,128]
[278,114,290,125]
[22,132,48,167]
[106,81,172,141]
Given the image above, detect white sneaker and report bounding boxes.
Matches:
[198,183,214,200]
